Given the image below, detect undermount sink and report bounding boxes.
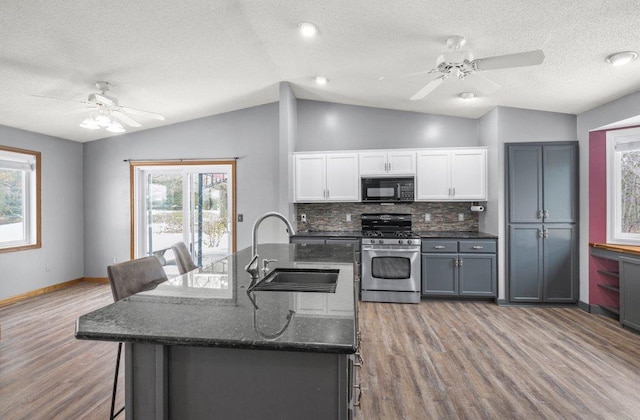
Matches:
[251,268,339,293]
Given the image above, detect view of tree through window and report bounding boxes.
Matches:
[620,150,640,234]
[0,145,40,251]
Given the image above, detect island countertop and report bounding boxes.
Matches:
[75,244,357,354]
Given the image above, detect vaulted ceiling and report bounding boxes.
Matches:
[1,0,639,142]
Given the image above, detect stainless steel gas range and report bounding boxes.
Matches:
[360,213,421,304]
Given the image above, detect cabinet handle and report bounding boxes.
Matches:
[538,229,543,239]
[434,245,445,249]
[454,259,459,267]
[543,229,549,239]
[537,210,543,219]
[543,209,549,219]
[452,187,455,196]
[388,162,392,172]
[327,189,330,198]
[472,246,484,249]
[448,187,452,196]
[458,258,463,267]
[353,384,363,407]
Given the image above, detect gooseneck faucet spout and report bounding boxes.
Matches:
[244,211,296,281]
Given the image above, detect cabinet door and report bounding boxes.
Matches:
[451,149,487,200]
[459,254,497,297]
[508,224,543,302]
[508,146,543,223]
[294,154,326,202]
[421,254,458,295]
[326,153,359,201]
[416,150,451,200]
[620,257,640,331]
[387,151,416,175]
[543,224,577,302]
[359,152,388,175]
[543,144,578,223]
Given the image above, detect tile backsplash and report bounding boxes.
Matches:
[295,202,480,232]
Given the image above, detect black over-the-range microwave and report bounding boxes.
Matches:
[361,177,415,203]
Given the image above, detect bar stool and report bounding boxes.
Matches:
[106,256,168,419]
[171,242,198,274]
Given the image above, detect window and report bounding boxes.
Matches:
[607,127,640,245]
[0,145,41,252]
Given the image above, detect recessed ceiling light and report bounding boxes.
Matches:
[298,22,318,38]
[315,76,329,85]
[460,92,475,100]
[605,51,638,66]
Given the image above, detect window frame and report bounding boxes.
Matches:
[606,127,640,245]
[0,145,41,253]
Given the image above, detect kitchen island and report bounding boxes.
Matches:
[76,244,360,420]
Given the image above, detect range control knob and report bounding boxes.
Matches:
[370,239,376,244]
[407,239,413,245]
[378,239,384,244]
[398,240,404,244]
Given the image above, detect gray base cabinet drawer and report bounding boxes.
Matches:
[421,240,458,253]
[459,241,496,254]
[422,239,497,298]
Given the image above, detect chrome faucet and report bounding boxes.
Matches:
[244,211,296,281]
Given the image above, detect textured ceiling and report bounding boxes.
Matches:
[1,0,639,142]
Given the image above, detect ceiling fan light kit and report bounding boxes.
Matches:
[606,51,638,66]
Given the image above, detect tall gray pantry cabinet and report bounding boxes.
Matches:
[506,142,579,303]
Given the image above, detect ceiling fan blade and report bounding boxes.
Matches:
[112,111,142,128]
[410,77,445,101]
[472,49,545,71]
[65,107,96,115]
[30,94,91,106]
[120,106,165,121]
[464,72,501,95]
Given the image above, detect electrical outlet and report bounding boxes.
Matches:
[424,213,431,222]
[45,263,51,272]
[458,213,464,222]
[301,213,307,223]
[112,258,118,264]
[346,213,351,222]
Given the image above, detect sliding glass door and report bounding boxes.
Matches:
[132,161,235,274]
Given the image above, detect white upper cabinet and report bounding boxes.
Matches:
[416,148,487,201]
[416,150,451,200]
[294,153,359,202]
[359,150,416,176]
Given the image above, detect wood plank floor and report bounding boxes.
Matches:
[2,283,640,419]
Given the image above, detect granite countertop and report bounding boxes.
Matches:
[294,231,497,239]
[75,244,357,354]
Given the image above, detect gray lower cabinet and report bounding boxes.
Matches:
[422,239,497,297]
[620,256,640,331]
[125,343,356,419]
[509,223,577,302]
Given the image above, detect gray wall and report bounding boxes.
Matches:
[83,103,280,278]
[296,100,478,151]
[0,126,83,300]
[577,90,640,303]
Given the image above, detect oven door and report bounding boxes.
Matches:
[361,247,420,292]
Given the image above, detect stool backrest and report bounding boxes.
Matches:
[171,242,198,274]
[107,256,168,302]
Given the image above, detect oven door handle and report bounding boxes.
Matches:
[362,248,420,253]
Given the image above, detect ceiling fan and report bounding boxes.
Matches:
[410,36,545,101]
[32,81,165,133]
